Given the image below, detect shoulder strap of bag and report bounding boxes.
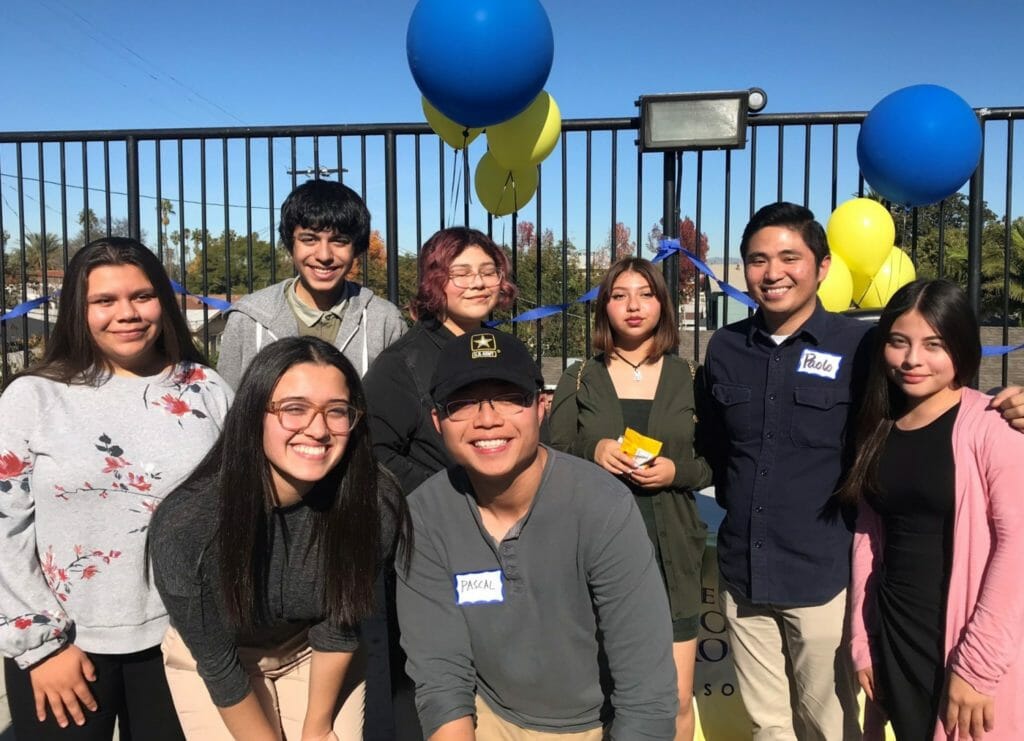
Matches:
[685,358,696,381]
[575,358,588,391]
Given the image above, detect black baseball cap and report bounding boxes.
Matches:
[430,329,544,408]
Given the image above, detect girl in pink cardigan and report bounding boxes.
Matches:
[843,279,1024,740]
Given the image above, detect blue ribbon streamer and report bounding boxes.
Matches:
[3,259,1022,358]
[653,238,759,310]
[982,343,1024,357]
[1,282,232,324]
[0,295,55,323]
[169,281,232,312]
[495,237,757,327]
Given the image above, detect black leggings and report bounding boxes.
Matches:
[4,646,184,741]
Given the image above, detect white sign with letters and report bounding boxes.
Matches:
[454,569,504,605]
[796,348,842,380]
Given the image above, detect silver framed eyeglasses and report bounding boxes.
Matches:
[440,392,535,422]
[447,267,502,288]
[266,400,362,434]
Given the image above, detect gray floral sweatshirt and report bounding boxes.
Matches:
[0,363,232,668]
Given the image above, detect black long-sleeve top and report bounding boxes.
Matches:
[363,319,457,495]
[149,474,401,707]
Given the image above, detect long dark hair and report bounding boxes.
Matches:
[180,336,407,631]
[839,279,980,504]
[592,257,679,360]
[17,237,204,387]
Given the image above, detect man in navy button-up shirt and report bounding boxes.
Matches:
[698,203,868,740]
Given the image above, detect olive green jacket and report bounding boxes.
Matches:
[549,353,713,620]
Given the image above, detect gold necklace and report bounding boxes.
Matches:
[613,350,645,382]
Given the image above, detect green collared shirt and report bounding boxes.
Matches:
[284,278,350,343]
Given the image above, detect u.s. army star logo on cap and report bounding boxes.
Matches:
[470,333,500,359]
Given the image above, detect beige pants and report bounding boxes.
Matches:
[161,626,365,740]
[721,587,861,741]
[474,695,604,740]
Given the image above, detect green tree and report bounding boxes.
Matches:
[23,232,63,275]
[69,209,145,253]
[158,199,178,280]
[349,230,418,313]
[76,208,103,245]
[2,229,16,309]
[872,191,1010,318]
[506,222,600,359]
[185,229,292,297]
[981,216,1024,324]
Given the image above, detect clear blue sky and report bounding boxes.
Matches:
[1,0,1022,272]
[2,0,1020,130]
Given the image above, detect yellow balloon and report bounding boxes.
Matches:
[851,268,873,306]
[857,247,917,309]
[486,91,561,169]
[817,252,853,312]
[422,97,481,150]
[474,153,538,217]
[827,198,896,278]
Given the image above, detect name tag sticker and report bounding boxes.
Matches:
[454,569,504,605]
[796,348,843,380]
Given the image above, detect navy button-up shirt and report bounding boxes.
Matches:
[698,303,873,606]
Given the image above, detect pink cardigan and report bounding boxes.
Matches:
[849,388,1024,740]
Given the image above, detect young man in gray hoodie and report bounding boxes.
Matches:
[216,179,407,387]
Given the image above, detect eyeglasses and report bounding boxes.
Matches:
[440,392,535,422]
[448,267,502,289]
[266,400,362,435]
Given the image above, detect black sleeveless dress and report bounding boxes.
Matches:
[866,403,959,740]
[619,398,698,642]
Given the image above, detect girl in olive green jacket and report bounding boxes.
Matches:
[549,257,712,741]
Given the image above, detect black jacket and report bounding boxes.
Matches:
[363,319,456,495]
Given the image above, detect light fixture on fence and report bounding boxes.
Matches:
[636,88,767,152]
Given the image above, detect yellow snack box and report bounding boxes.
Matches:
[618,427,663,467]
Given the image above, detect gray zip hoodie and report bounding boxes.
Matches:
[216,279,407,388]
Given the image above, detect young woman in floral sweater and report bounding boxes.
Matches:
[0,237,232,740]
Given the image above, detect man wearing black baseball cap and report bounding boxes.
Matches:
[396,328,677,740]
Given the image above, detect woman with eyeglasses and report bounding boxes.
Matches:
[363,226,517,496]
[0,237,231,741]
[361,227,516,739]
[549,257,713,741]
[148,336,409,740]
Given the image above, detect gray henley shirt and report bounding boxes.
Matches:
[396,446,677,739]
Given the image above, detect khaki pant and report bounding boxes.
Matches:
[161,626,365,740]
[721,587,861,741]
[474,696,604,740]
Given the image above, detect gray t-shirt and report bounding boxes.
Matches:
[396,447,677,739]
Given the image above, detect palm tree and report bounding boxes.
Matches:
[23,232,63,277]
[158,198,178,280]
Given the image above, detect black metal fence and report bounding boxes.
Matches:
[2,107,1022,387]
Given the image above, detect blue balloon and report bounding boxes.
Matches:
[407,0,554,129]
[857,85,982,207]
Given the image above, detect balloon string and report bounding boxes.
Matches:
[446,148,461,228]
[463,145,473,216]
[501,170,518,216]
